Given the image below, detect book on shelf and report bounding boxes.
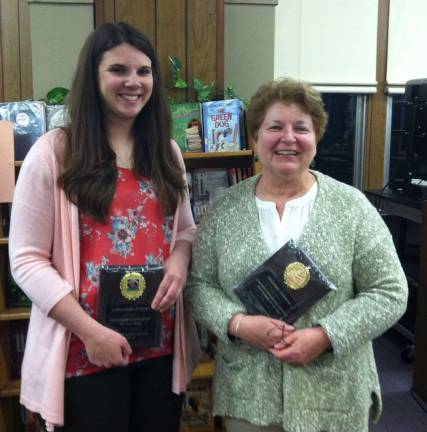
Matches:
[186,172,193,201]
[191,168,229,223]
[202,99,245,152]
[188,168,251,223]
[0,101,46,161]
[9,320,29,379]
[195,323,216,361]
[1,203,12,237]
[46,104,68,130]
[234,240,336,323]
[227,167,237,186]
[170,102,203,152]
[192,168,229,201]
[5,255,31,308]
[192,198,210,224]
[181,380,213,430]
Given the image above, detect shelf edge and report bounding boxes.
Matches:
[0,308,31,321]
[0,379,20,398]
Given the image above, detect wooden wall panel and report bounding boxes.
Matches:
[215,0,224,93]
[18,0,33,100]
[364,0,389,190]
[115,0,156,44]
[95,0,116,26]
[1,0,21,101]
[157,0,186,102]
[187,0,217,100]
[0,0,32,102]
[94,0,224,103]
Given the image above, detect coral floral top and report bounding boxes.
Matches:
[66,168,174,377]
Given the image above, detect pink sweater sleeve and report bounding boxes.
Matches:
[9,132,73,315]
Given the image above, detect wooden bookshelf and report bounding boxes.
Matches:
[183,150,254,171]
[182,360,216,432]
[0,380,20,398]
[15,152,254,170]
[180,148,254,432]
[0,309,31,322]
[192,360,214,380]
[183,150,252,160]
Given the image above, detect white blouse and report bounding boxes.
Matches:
[255,181,318,255]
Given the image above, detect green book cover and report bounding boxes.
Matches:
[5,253,31,308]
[6,266,31,308]
[170,102,203,152]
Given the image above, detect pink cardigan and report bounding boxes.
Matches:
[9,129,201,430]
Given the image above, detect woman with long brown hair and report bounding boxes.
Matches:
[9,22,199,431]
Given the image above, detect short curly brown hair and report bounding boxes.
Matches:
[246,77,329,143]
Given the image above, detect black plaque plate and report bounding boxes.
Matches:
[234,240,335,323]
[98,265,163,348]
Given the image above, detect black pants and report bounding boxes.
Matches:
[56,355,183,432]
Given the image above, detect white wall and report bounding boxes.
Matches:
[225,1,277,100]
[29,1,94,100]
[387,0,427,91]
[274,0,378,93]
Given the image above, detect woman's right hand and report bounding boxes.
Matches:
[49,293,132,368]
[81,323,133,368]
[228,314,294,351]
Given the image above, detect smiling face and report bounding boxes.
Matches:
[98,43,153,125]
[255,101,317,182]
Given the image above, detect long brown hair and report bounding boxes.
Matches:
[58,22,186,223]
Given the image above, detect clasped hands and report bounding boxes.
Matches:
[229,314,331,366]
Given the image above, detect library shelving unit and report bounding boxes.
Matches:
[0,146,30,431]
[180,148,255,432]
[183,149,253,170]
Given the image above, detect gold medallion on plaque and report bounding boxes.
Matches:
[120,272,146,301]
[284,262,310,290]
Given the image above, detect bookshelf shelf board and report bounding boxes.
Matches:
[181,427,215,432]
[183,150,252,160]
[192,360,214,380]
[0,238,8,245]
[0,308,30,321]
[0,379,20,398]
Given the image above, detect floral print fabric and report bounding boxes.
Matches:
[66,168,174,377]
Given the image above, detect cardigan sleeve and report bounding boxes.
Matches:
[318,196,408,356]
[8,132,73,315]
[171,139,197,244]
[185,200,246,344]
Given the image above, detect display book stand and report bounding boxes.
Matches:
[0,121,256,431]
[365,188,427,413]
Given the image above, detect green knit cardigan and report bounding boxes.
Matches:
[185,171,408,432]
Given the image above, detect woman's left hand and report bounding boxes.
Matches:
[268,327,332,366]
[151,240,191,312]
